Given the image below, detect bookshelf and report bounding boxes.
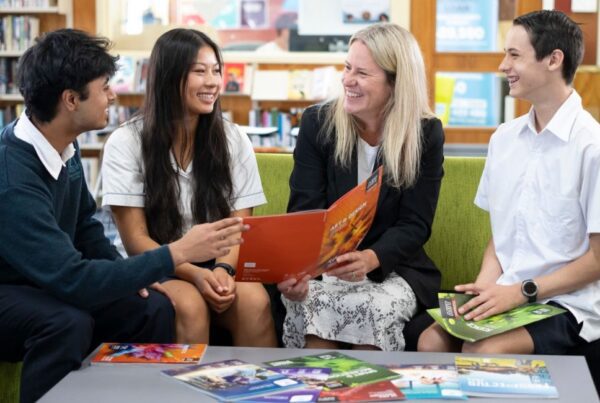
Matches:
[0,0,72,125]
[111,51,346,152]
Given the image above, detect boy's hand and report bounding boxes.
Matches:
[454,282,526,321]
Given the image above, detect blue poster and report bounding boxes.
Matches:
[435,72,500,127]
[436,0,499,52]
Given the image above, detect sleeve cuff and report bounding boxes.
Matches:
[102,193,145,208]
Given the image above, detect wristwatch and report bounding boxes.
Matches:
[521,279,538,303]
[212,262,236,277]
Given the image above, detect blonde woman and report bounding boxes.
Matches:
[278,23,445,351]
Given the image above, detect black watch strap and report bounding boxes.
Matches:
[212,262,236,276]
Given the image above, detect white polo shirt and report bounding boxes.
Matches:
[13,111,76,180]
[475,90,600,342]
[101,118,267,237]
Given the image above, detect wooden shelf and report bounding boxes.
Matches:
[0,50,23,57]
[0,7,60,14]
[444,127,494,144]
[0,94,23,102]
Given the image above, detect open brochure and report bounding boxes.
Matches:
[455,356,558,398]
[236,167,382,283]
[91,343,206,364]
[427,292,566,343]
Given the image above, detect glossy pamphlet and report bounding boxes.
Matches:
[455,356,558,398]
[264,351,398,389]
[427,292,566,342]
[236,167,382,283]
[91,343,206,364]
[387,364,466,400]
[162,359,302,401]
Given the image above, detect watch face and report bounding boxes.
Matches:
[523,280,537,296]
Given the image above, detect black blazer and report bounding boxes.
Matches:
[287,105,445,309]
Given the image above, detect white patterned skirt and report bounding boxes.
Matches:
[282,273,417,351]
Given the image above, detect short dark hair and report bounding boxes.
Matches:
[514,10,583,84]
[17,29,118,122]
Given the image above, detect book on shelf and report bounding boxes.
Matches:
[134,57,149,93]
[162,359,303,401]
[455,356,559,398]
[386,364,466,400]
[236,167,382,283]
[110,55,136,94]
[0,15,39,52]
[427,292,566,343]
[223,62,253,95]
[250,67,341,101]
[287,69,312,100]
[91,343,206,364]
[264,351,399,390]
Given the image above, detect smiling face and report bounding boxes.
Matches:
[74,75,115,131]
[184,46,221,115]
[342,40,392,126]
[499,25,553,103]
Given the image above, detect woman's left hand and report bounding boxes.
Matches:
[213,267,237,297]
[327,249,379,282]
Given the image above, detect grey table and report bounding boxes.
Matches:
[40,346,598,402]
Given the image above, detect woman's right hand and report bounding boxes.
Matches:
[168,217,248,266]
[192,268,236,313]
[278,275,311,301]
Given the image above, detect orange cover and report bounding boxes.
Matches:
[236,167,382,283]
[91,343,206,364]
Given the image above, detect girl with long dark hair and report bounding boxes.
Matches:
[102,29,276,346]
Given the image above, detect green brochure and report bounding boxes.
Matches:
[264,351,399,389]
[428,292,566,343]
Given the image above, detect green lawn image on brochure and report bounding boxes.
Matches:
[427,292,566,343]
[264,352,399,389]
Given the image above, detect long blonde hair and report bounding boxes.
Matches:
[322,23,434,189]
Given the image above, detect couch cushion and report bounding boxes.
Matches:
[0,362,21,403]
[424,157,490,289]
[255,153,294,217]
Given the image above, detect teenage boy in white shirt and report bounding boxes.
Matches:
[418,10,600,355]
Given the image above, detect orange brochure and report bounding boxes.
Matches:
[236,167,382,283]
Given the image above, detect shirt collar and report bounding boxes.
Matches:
[13,111,76,180]
[520,90,581,142]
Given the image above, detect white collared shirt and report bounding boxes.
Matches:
[475,90,600,341]
[13,111,76,179]
[101,118,267,237]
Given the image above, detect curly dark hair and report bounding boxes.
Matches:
[16,29,118,122]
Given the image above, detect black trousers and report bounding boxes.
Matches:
[0,285,175,403]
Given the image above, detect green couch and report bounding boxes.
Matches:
[1,153,596,401]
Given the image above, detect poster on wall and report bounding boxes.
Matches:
[241,0,268,28]
[436,0,499,52]
[341,0,390,23]
[435,72,501,127]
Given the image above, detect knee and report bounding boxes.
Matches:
[41,307,94,352]
[417,328,438,352]
[174,291,209,325]
[416,325,451,353]
[462,340,491,354]
[240,286,272,317]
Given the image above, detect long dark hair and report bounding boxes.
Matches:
[141,28,232,244]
